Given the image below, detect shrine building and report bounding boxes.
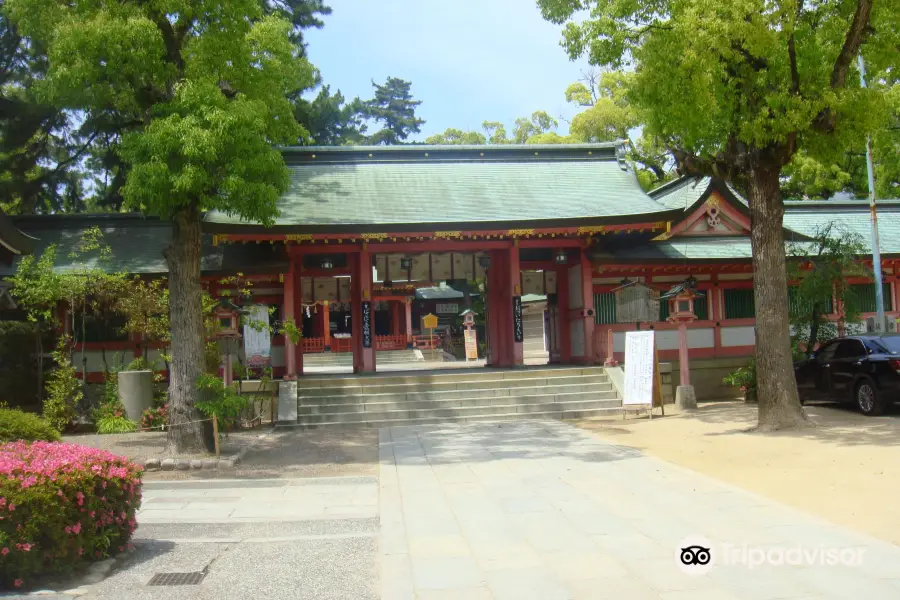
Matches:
[2,143,899,398]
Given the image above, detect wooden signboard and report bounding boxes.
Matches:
[512,296,524,343]
[361,301,372,348]
[464,328,478,360]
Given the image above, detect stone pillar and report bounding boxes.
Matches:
[350,248,376,373]
[283,260,298,380]
[675,322,697,410]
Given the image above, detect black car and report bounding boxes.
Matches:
[794,334,900,416]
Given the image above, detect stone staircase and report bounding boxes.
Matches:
[303,349,423,368]
[288,366,621,428]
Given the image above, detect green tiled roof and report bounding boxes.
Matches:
[783,200,900,255]
[204,144,678,229]
[600,237,753,261]
[649,177,711,210]
[0,216,226,276]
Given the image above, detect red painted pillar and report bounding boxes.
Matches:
[283,259,297,380]
[404,298,413,347]
[486,249,504,366]
[555,265,572,364]
[351,248,376,373]
[579,250,595,363]
[391,301,401,337]
[508,245,524,367]
[294,266,304,375]
[322,301,331,350]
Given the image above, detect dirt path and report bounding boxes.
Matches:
[576,401,900,545]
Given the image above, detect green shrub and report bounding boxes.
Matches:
[0,321,41,409]
[0,441,143,590]
[43,339,82,433]
[96,416,138,434]
[196,373,248,431]
[141,405,167,431]
[0,409,61,443]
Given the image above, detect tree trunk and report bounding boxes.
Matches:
[747,160,811,431]
[807,305,820,358]
[164,205,208,453]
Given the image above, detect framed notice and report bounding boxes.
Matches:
[623,330,655,406]
[513,296,524,343]
[243,305,271,368]
[361,301,372,348]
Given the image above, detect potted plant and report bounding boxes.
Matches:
[723,360,757,403]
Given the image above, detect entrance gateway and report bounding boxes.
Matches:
[204,142,681,377]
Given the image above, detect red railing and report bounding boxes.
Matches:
[376,335,407,351]
[302,337,325,353]
[412,334,441,350]
[332,337,353,353]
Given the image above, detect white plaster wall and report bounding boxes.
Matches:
[720,326,755,347]
[74,350,131,374]
[612,328,714,352]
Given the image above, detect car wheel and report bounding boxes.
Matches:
[856,380,885,416]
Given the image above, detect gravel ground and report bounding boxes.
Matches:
[142,428,378,480]
[61,430,264,461]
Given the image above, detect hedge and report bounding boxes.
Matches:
[0,441,143,590]
[0,409,61,443]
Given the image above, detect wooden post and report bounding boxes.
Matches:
[212,414,220,458]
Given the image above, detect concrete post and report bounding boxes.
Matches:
[117,370,153,422]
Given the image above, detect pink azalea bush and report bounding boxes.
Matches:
[0,441,142,590]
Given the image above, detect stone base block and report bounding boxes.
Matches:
[278,379,299,422]
[675,385,697,410]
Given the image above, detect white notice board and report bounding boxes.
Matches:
[623,330,655,406]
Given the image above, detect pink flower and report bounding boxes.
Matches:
[1,547,8,555]
[21,543,31,552]
[72,522,81,534]
[14,579,22,587]
[8,503,15,511]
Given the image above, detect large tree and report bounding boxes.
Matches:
[361,77,425,145]
[539,0,897,430]
[6,0,315,451]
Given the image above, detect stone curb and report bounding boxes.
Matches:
[13,548,135,597]
[138,429,273,472]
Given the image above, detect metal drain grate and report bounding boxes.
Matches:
[148,572,206,586]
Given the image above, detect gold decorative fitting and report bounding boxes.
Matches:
[434,231,463,239]
[212,235,222,246]
[337,239,343,244]
[286,234,314,242]
[534,152,539,156]
[361,233,388,241]
[368,153,373,158]
[576,226,606,236]
[279,274,284,283]
[480,152,484,157]
[311,154,316,159]
[391,237,397,241]
[324,239,329,244]
[424,153,429,157]
[588,151,592,155]
[506,228,535,238]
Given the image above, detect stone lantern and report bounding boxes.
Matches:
[214,299,244,386]
[661,276,704,410]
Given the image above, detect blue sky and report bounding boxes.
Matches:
[303,1,592,141]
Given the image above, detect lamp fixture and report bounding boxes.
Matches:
[321,258,334,270]
[554,249,568,265]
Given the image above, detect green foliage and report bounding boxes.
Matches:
[43,338,82,433]
[0,441,142,589]
[425,128,487,145]
[0,409,61,443]
[723,360,757,394]
[195,373,249,431]
[95,415,138,434]
[360,77,425,145]
[294,85,366,145]
[141,405,167,431]
[788,224,870,354]
[279,317,302,345]
[116,278,169,347]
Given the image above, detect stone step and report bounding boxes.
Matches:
[284,405,622,429]
[298,381,614,405]
[296,367,607,390]
[298,388,619,414]
[295,396,622,425]
[297,373,609,398]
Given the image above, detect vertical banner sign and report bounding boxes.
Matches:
[243,305,272,368]
[464,328,478,360]
[623,330,655,406]
[513,296,524,343]
[361,301,372,348]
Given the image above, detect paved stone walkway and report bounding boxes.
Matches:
[378,421,900,600]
